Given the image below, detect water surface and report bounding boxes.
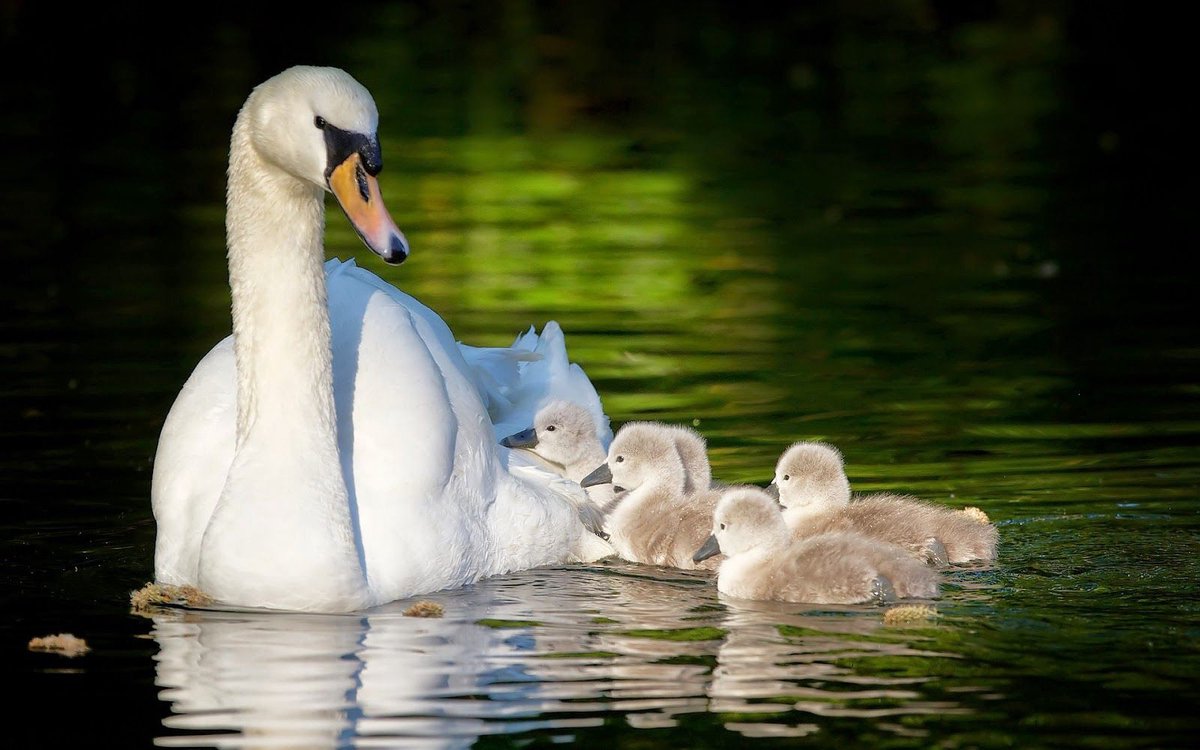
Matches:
[1,3,1196,748]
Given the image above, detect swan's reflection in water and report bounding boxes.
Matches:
[152,608,493,748]
[149,562,970,747]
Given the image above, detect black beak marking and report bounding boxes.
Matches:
[323,122,382,181]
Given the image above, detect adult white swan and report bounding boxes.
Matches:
[151,66,611,613]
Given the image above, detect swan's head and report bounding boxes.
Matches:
[693,487,786,562]
[241,65,408,264]
[580,422,684,495]
[770,441,851,517]
[501,400,601,466]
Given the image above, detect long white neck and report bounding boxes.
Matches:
[226,114,335,451]
[200,107,369,611]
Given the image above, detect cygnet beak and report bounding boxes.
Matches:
[692,534,721,563]
[500,427,538,449]
[580,463,612,488]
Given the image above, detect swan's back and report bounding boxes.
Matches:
[326,258,606,443]
[841,533,941,599]
[467,322,610,444]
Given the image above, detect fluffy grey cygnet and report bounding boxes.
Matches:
[772,442,998,565]
[693,487,941,604]
[580,422,731,570]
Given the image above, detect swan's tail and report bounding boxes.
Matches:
[460,321,611,447]
[457,343,541,418]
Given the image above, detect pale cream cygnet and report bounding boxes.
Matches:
[500,400,618,519]
[693,488,940,604]
[580,422,728,570]
[772,442,998,565]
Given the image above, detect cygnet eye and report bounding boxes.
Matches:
[719,523,726,530]
[546,425,556,432]
[615,455,624,463]
[783,474,790,481]
[314,115,327,130]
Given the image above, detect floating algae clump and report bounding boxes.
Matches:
[883,604,939,626]
[28,633,90,657]
[404,600,445,618]
[130,582,214,612]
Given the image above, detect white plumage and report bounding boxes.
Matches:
[151,66,610,613]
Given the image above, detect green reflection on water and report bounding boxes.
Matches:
[474,618,544,629]
[614,626,727,642]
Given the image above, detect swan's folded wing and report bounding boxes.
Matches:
[324,260,609,442]
[151,337,238,586]
[326,257,510,405]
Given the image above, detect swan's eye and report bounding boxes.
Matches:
[615,455,624,463]
[314,116,327,130]
[783,474,790,481]
[719,523,726,530]
[546,425,556,432]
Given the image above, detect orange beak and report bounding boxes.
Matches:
[328,153,409,265]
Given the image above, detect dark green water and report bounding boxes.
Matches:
[2,3,1197,748]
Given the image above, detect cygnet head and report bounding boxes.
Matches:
[235,65,407,263]
[580,422,685,494]
[693,487,788,562]
[500,400,602,467]
[771,441,851,516]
